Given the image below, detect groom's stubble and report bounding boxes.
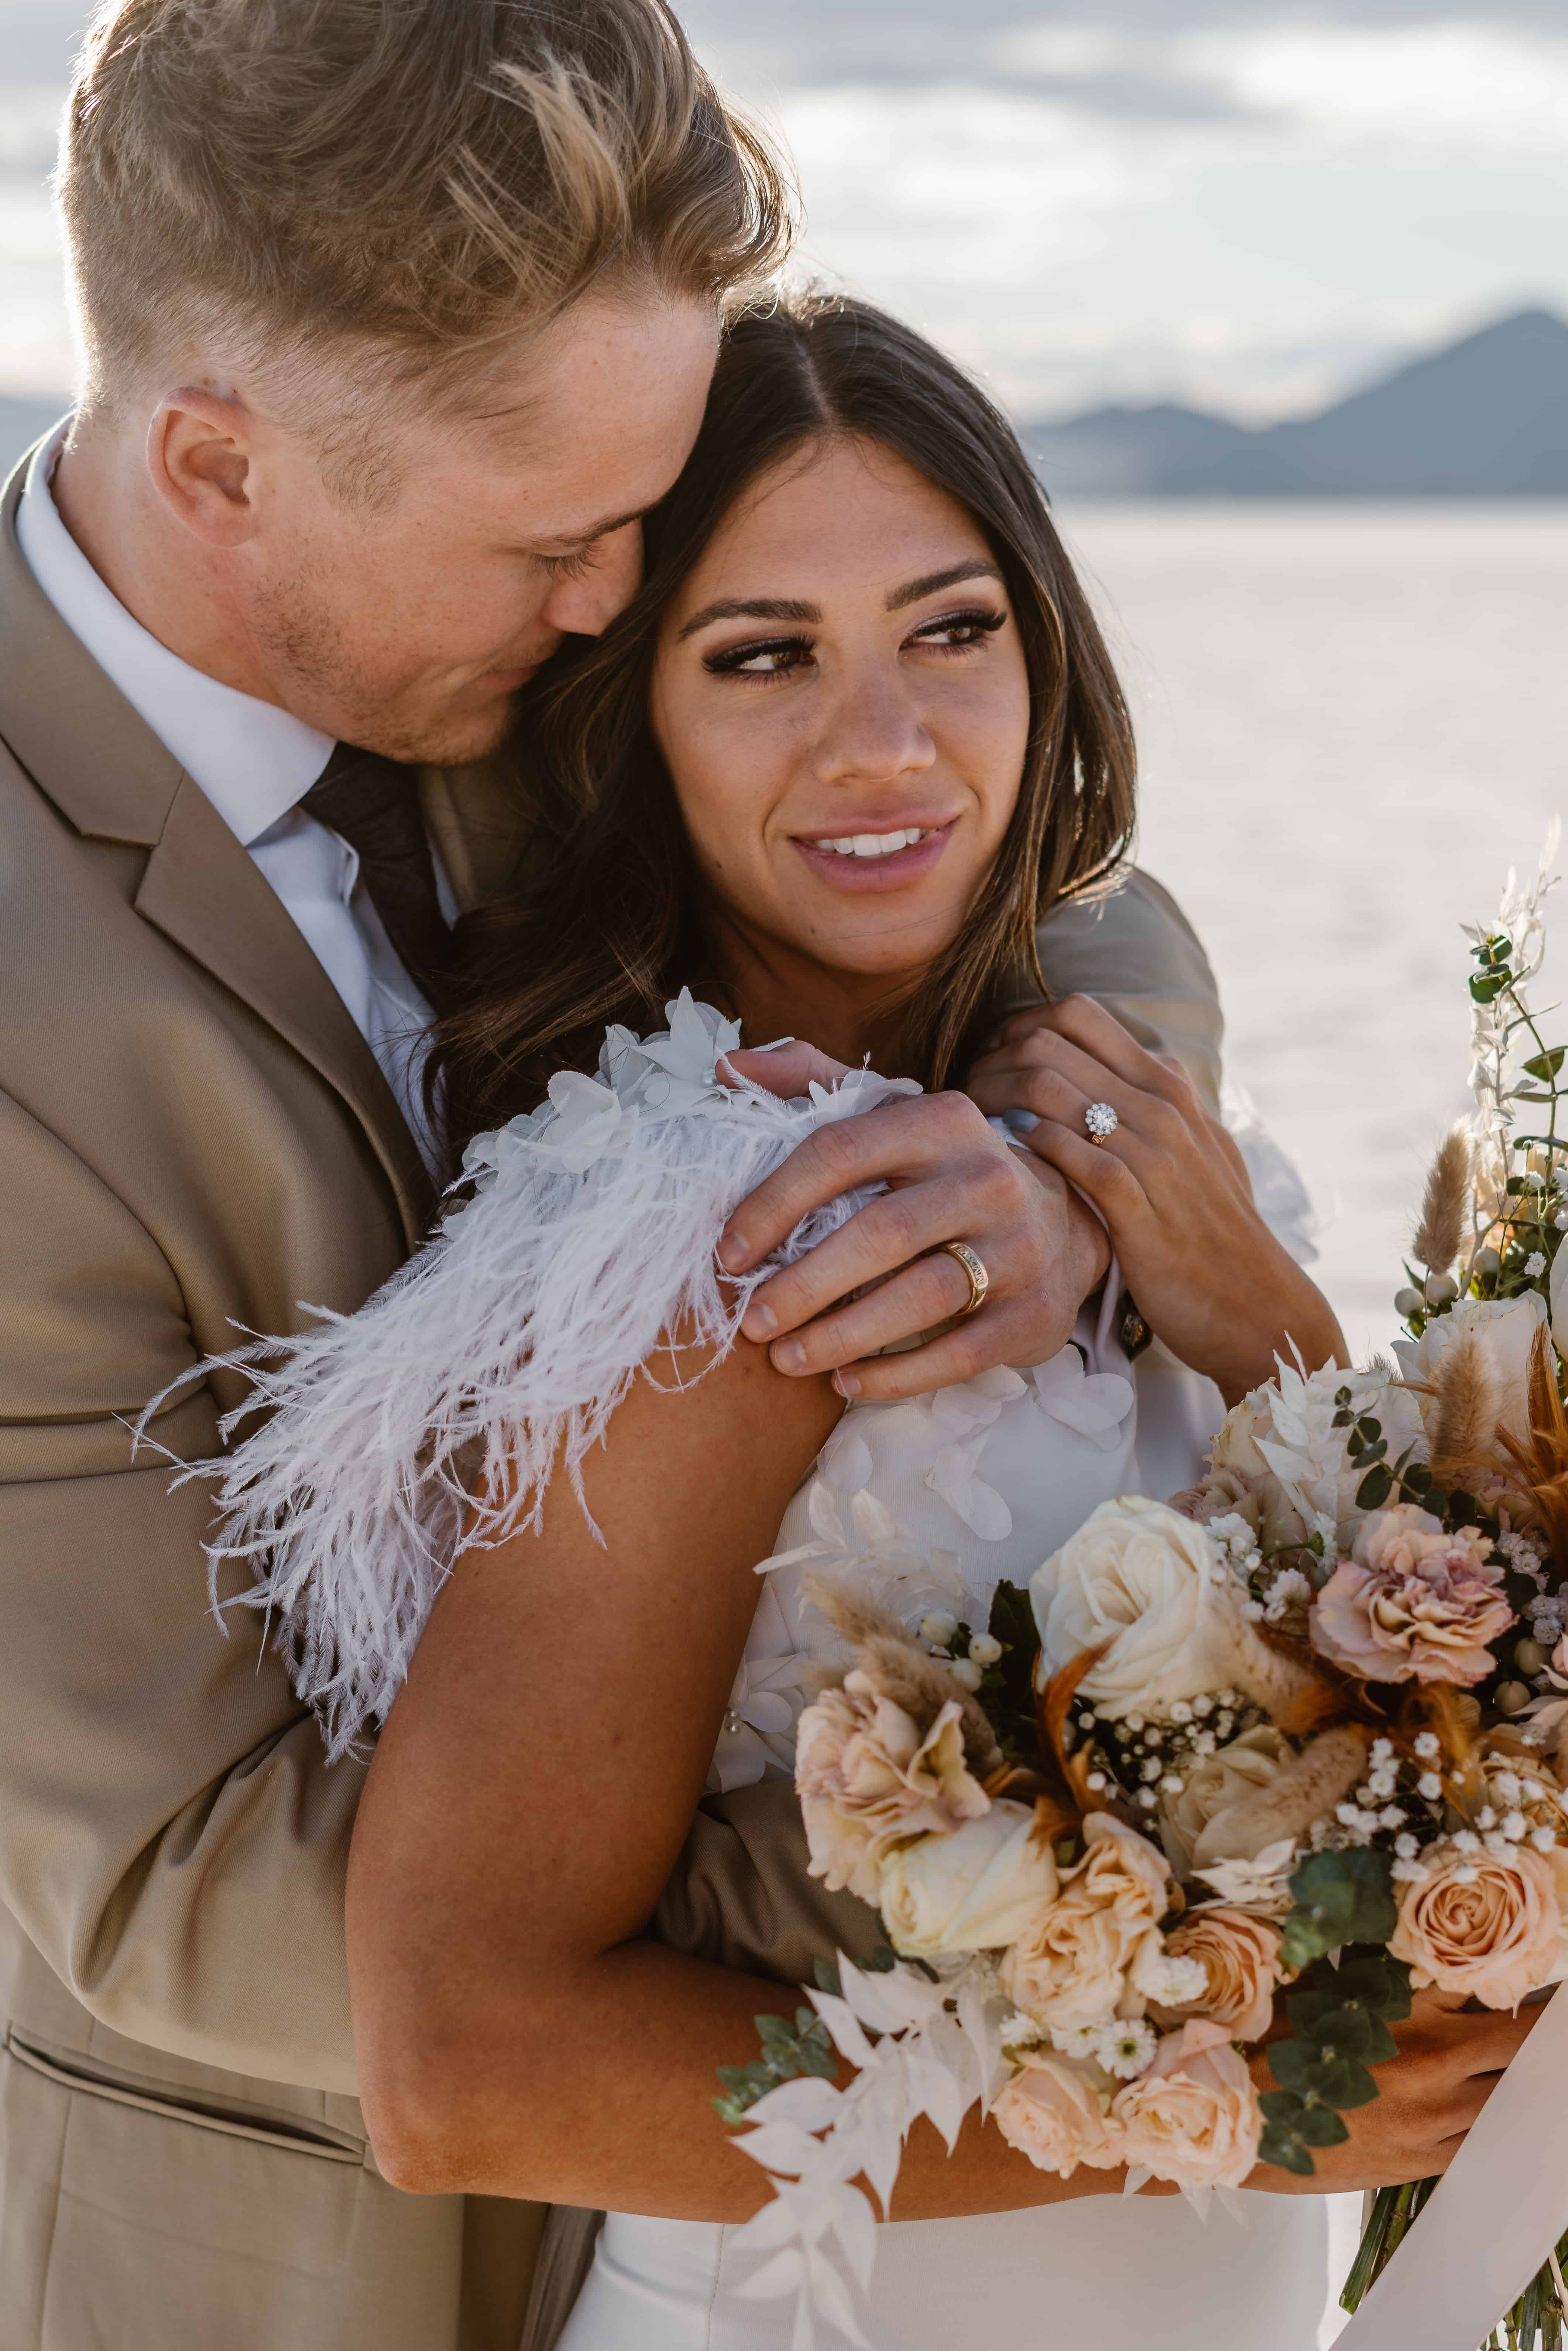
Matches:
[231,294,720,767]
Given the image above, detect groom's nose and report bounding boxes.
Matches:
[538,519,645,637]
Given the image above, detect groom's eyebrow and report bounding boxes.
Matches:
[886,560,1005,611]
[677,596,820,638]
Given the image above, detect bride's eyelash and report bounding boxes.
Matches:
[703,634,814,678]
[912,606,1008,647]
[703,606,1008,682]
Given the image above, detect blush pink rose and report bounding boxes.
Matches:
[1158,1908,1284,2042]
[1389,1840,1563,2009]
[795,1674,989,1903]
[1112,2018,1263,2190]
[992,2052,1125,2178]
[1310,1505,1513,1685]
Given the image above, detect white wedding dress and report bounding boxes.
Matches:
[195,995,1329,2351]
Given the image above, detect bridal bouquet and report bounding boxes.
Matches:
[719,827,1568,2351]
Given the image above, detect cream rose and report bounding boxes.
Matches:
[1158,1907,1283,2041]
[796,1675,990,1903]
[1395,1291,1547,1453]
[1002,1812,1173,2029]
[1208,1390,1274,1480]
[1390,1840,1563,2009]
[1112,2019,1263,2190]
[1158,1725,1294,1876]
[1311,1506,1513,1686]
[992,2052,1124,2178]
[1030,1497,1244,1721]
[881,1800,1059,1959]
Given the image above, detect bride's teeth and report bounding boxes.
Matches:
[815,828,930,858]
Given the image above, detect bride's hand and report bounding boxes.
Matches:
[964,997,1345,1404]
[715,1040,1111,1401]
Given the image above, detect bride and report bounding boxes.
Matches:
[205,294,1524,2350]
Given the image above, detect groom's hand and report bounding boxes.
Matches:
[716,1042,1111,1400]
[1245,1987,1544,2195]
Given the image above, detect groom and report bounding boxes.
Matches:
[0,3,1225,2348]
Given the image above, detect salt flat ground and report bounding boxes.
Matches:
[1058,501,1568,1364]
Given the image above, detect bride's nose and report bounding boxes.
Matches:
[810,669,936,787]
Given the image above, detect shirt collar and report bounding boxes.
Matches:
[14,421,334,848]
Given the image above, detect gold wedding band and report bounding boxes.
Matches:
[940,1240,990,1320]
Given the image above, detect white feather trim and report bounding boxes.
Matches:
[148,994,919,1760]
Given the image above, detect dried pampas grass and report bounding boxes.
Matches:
[802,1573,1001,1769]
[1429,1324,1499,1486]
[1499,1326,1568,1573]
[1412,1125,1475,1274]
[1191,1724,1370,1867]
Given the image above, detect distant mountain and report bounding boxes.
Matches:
[1029,309,1568,498]
[0,393,69,485]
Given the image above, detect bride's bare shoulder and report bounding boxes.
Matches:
[522,1328,843,1567]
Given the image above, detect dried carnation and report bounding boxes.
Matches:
[1310,1505,1513,1685]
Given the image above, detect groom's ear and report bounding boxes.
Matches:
[147,388,265,546]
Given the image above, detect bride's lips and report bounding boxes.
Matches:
[792,820,955,891]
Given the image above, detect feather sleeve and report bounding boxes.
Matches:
[150,995,918,1760]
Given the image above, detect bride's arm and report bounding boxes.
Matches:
[347,1332,1115,2217]
[347,1330,1505,2222]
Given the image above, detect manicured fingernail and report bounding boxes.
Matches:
[716,1231,748,1272]
[833,1369,861,1399]
[743,1299,777,1339]
[774,1339,806,1373]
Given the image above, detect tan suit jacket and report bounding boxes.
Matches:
[0,443,1221,2351]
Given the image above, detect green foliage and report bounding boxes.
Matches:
[987,1578,1044,1764]
[1259,1929,1411,2179]
[713,2005,838,2127]
[1278,1849,1397,1973]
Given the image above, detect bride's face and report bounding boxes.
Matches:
[648,435,1030,995]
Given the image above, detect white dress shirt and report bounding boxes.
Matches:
[16,421,448,1173]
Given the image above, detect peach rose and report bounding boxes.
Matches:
[1390,1840,1563,2008]
[1002,1813,1173,2030]
[795,1674,989,1903]
[1310,1505,1513,1686]
[1158,1907,1283,2042]
[993,2052,1125,2178]
[1112,2018,1263,2190]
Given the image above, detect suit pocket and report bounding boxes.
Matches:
[4,2031,364,2162]
[5,2029,362,2293]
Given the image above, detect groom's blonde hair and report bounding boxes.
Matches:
[58,0,792,491]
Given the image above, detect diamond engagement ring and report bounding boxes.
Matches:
[939,1239,990,1319]
[1084,1101,1119,1144]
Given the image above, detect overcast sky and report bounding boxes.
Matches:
[4,0,1568,419]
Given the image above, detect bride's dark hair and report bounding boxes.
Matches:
[430,290,1136,1152]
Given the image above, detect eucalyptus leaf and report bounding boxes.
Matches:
[1355,1463,1395,1509]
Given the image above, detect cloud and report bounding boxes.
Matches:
[4,1,1568,418]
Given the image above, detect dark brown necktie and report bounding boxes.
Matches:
[301,743,453,1007]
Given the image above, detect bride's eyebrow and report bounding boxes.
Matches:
[675,559,1003,641]
[677,595,819,640]
[886,559,1005,612]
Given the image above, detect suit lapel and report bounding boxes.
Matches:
[135,779,436,1243]
[0,448,436,1248]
